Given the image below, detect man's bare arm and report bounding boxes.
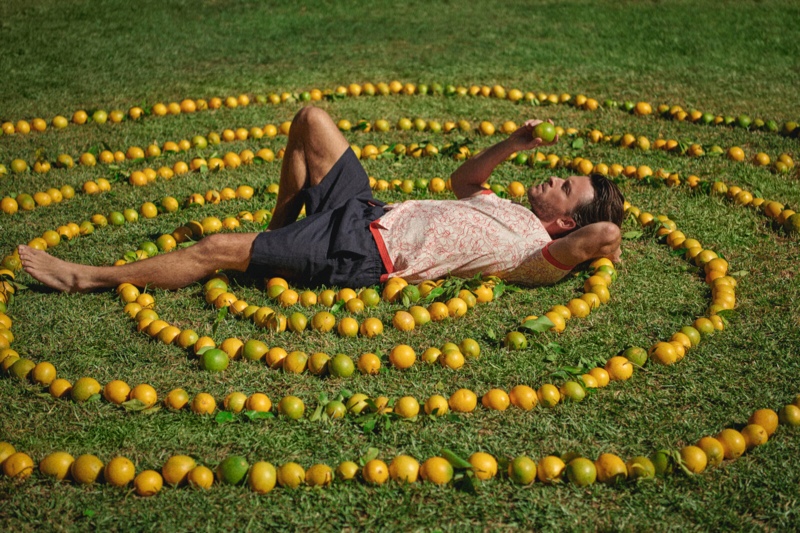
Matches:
[547,222,622,268]
[450,120,557,199]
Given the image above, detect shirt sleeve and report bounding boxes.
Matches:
[505,242,573,287]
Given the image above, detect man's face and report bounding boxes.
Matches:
[527,175,595,223]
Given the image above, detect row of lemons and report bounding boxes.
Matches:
[555,151,800,235]
[131,275,487,376]
[2,393,800,496]
[573,126,795,175]
[0,146,278,217]
[1,79,797,143]
[3,105,793,200]
[3,109,794,230]
[0,182,267,276]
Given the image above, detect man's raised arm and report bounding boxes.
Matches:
[450,120,556,199]
[547,221,622,268]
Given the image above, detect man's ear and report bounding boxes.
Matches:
[556,216,577,233]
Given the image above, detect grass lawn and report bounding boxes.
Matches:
[1,0,800,530]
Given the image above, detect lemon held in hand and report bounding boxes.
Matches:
[533,122,556,143]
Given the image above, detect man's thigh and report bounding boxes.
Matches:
[302,147,379,216]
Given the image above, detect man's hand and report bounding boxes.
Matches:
[606,242,623,263]
[450,118,560,199]
[507,119,560,153]
[547,222,622,268]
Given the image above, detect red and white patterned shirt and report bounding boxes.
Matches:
[369,190,572,286]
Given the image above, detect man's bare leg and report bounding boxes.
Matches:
[20,106,349,293]
[19,233,258,293]
[268,106,350,230]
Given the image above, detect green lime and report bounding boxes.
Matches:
[329,354,355,378]
[566,457,596,486]
[325,401,347,418]
[400,285,420,303]
[217,455,249,485]
[71,377,101,402]
[139,242,159,257]
[242,339,268,361]
[9,358,35,380]
[650,450,674,476]
[627,456,656,480]
[359,288,380,307]
[459,338,481,358]
[736,115,751,129]
[561,381,586,402]
[108,212,125,226]
[123,209,138,223]
[191,136,208,149]
[533,122,556,143]
[623,346,648,367]
[504,331,527,350]
[508,456,537,485]
[278,396,305,419]
[200,348,229,372]
[784,213,800,234]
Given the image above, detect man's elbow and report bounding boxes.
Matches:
[594,222,621,257]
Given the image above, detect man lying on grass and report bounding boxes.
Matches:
[19,106,624,293]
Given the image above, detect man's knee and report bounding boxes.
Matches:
[197,233,257,270]
[292,106,332,133]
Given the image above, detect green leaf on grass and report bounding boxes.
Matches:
[421,287,445,302]
[441,448,473,470]
[330,299,345,313]
[243,410,273,421]
[454,470,479,493]
[362,447,380,464]
[546,342,565,354]
[571,137,585,149]
[212,306,228,335]
[360,415,377,434]
[309,403,324,422]
[520,316,555,333]
[492,282,507,299]
[623,230,644,240]
[121,398,148,411]
[215,411,236,424]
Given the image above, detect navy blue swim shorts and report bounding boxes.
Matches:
[247,148,386,288]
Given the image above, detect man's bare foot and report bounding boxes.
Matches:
[18,245,95,293]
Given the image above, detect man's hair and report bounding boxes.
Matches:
[570,174,625,229]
